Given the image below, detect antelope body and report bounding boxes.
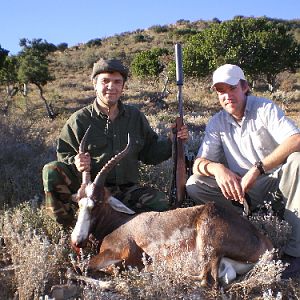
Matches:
[71,133,273,286]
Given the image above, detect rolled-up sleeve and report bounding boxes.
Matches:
[197,115,224,163]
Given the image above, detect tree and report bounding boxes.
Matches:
[0,46,17,114]
[0,45,9,67]
[56,42,68,52]
[18,48,56,118]
[183,17,300,90]
[0,55,19,114]
[86,38,102,47]
[19,38,57,54]
[131,48,169,78]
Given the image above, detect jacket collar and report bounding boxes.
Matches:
[91,99,127,118]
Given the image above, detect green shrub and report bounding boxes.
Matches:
[131,48,169,78]
[86,38,102,47]
[149,25,169,33]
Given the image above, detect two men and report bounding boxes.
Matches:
[43,59,300,279]
[42,58,188,227]
[187,64,300,279]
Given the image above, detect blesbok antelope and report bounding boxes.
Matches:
[71,134,273,286]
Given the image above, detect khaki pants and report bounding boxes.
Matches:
[186,152,300,257]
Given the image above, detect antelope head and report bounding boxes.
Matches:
[71,134,134,249]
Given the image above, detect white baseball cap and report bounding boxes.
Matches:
[212,64,246,87]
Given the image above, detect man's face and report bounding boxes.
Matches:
[214,81,248,119]
[94,72,124,108]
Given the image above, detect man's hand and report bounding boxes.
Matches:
[169,124,189,143]
[214,165,245,203]
[74,152,91,172]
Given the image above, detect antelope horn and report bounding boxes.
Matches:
[94,134,131,187]
[79,125,91,153]
[79,125,91,184]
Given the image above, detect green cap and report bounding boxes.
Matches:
[91,58,128,81]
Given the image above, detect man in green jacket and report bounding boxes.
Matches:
[43,58,188,227]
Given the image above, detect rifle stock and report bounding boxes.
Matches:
[169,43,187,207]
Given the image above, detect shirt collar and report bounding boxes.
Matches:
[91,99,127,118]
[244,95,251,114]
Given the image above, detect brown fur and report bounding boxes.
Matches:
[79,199,272,286]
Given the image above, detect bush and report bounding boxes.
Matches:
[86,38,102,48]
[133,34,146,43]
[0,202,69,299]
[56,42,68,51]
[0,116,52,208]
[131,48,169,78]
[149,25,169,33]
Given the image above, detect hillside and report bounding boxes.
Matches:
[49,17,300,72]
[0,16,300,299]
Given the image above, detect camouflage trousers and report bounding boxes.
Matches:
[42,161,169,227]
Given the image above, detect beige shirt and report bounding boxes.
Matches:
[198,95,300,176]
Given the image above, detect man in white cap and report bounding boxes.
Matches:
[186,64,300,279]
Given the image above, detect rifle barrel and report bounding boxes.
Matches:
[175,44,183,86]
[175,43,183,118]
[172,43,186,207]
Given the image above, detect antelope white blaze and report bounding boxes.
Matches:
[71,197,94,245]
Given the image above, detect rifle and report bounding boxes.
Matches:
[169,43,187,208]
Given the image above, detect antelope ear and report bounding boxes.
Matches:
[108,196,135,214]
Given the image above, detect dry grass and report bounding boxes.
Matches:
[39,227,297,300]
[0,202,70,299]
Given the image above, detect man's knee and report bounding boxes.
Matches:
[186,174,199,199]
[43,161,63,184]
[43,161,59,191]
[186,174,231,208]
[43,161,68,177]
[286,152,300,168]
[43,161,77,192]
[186,174,216,196]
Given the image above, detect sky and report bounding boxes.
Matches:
[1,0,299,55]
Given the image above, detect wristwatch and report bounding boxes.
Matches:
[254,161,265,175]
